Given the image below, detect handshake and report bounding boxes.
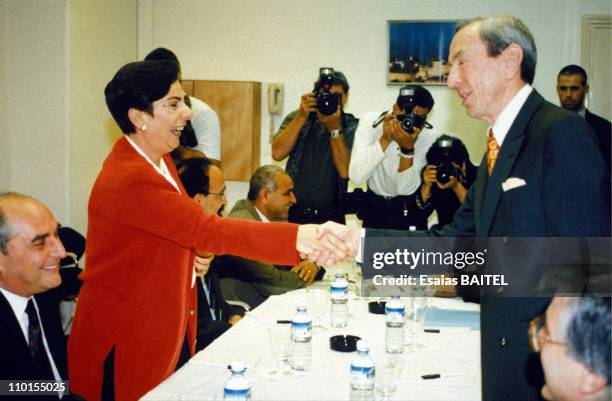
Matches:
[296,222,361,266]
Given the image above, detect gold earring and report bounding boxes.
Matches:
[141,124,147,131]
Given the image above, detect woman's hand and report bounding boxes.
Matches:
[194,253,214,276]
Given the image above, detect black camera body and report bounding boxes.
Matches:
[396,113,427,133]
[314,67,340,115]
[395,86,430,133]
[434,138,462,184]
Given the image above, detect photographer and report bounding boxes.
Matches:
[349,85,440,229]
[272,68,358,224]
[416,135,477,229]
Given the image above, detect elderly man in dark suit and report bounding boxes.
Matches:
[319,16,610,401]
[0,192,68,400]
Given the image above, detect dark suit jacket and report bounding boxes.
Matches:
[195,273,244,351]
[585,109,611,172]
[214,199,311,308]
[366,90,611,401]
[0,290,67,400]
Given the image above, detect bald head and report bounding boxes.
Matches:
[0,192,65,297]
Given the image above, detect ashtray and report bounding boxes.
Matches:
[368,300,386,315]
[330,335,361,352]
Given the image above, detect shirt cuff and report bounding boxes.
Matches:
[356,228,366,264]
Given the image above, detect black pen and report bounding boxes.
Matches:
[421,374,441,380]
[424,329,440,333]
[276,320,292,324]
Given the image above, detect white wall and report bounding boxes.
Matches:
[0,1,7,190]
[3,0,68,221]
[142,0,611,171]
[67,0,138,233]
[0,0,137,234]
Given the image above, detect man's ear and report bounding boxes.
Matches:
[259,188,270,204]
[194,193,207,207]
[584,84,590,95]
[578,368,608,396]
[127,108,147,132]
[502,44,523,79]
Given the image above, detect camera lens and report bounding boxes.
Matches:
[396,114,426,133]
[436,162,460,184]
[317,92,339,115]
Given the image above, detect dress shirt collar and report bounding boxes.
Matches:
[490,84,533,146]
[125,135,181,193]
[0,287,29,337]
[254,206,270,222]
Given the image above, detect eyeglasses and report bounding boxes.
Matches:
[528,315,567,353]
[206,190,226,198]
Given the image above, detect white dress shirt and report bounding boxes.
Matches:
[190,96,221,160]
[0,288,63,383]
[349,111,441,197]
[490,84,533,146]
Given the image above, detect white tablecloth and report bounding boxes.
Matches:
[141,287,481,401]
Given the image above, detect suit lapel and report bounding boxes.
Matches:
[479,90,544,235]
[473,153,488,234]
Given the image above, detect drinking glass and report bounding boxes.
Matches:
[307,288,328,333]
[267,324,292,376]
[376,355,402,398]
[405,285,431,351]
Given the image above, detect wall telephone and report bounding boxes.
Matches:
[267,83,284,115]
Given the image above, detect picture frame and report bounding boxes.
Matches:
[388,20,457,85]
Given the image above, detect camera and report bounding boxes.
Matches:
[314,67,340,115]
[433,138,462,184]
[396,113,427,133]
[395,86,431,133]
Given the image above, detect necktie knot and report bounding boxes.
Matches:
[487,128,500,176]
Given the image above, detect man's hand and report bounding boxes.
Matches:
[194,253,214,276]
[296,224,350,266]
[316,221,360,258]
[228,315,242,325]
[317,106,342,131]
[291,260,320,284]
[392,125,420,150]
[298,93,317,119]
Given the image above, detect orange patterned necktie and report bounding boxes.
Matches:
[487,128,500,176]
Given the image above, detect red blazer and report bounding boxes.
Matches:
[68,137,299,401]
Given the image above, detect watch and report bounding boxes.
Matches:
[329,129,342,138]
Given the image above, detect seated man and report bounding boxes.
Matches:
[214,165,321,308]
[349,85,439,229]
[0,192,68,400]
[178,158,244,351]
[530,295,610,401]
[415,135,477,229]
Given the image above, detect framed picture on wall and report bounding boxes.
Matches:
[388,20,457,85]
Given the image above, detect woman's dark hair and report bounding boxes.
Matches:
[178,157,215,198]
[104,60,180,134]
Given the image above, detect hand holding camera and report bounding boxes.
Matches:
[298,92,317,119]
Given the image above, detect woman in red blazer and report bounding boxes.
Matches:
[67,60,342,401]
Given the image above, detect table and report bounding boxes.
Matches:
[141,273,481,401]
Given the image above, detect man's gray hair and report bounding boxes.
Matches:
[457,16,537,84]
[564,297,611,386]
[247,165,286,201]
[0,192,34,255]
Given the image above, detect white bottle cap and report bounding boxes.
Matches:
[356,340,370,352]
[229,361,246,372]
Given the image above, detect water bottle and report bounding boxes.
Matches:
[385,295,405,354]
[223,361,251,400]
[349,340,375,401]
[330,273,349,328]
[289,303,312,371]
